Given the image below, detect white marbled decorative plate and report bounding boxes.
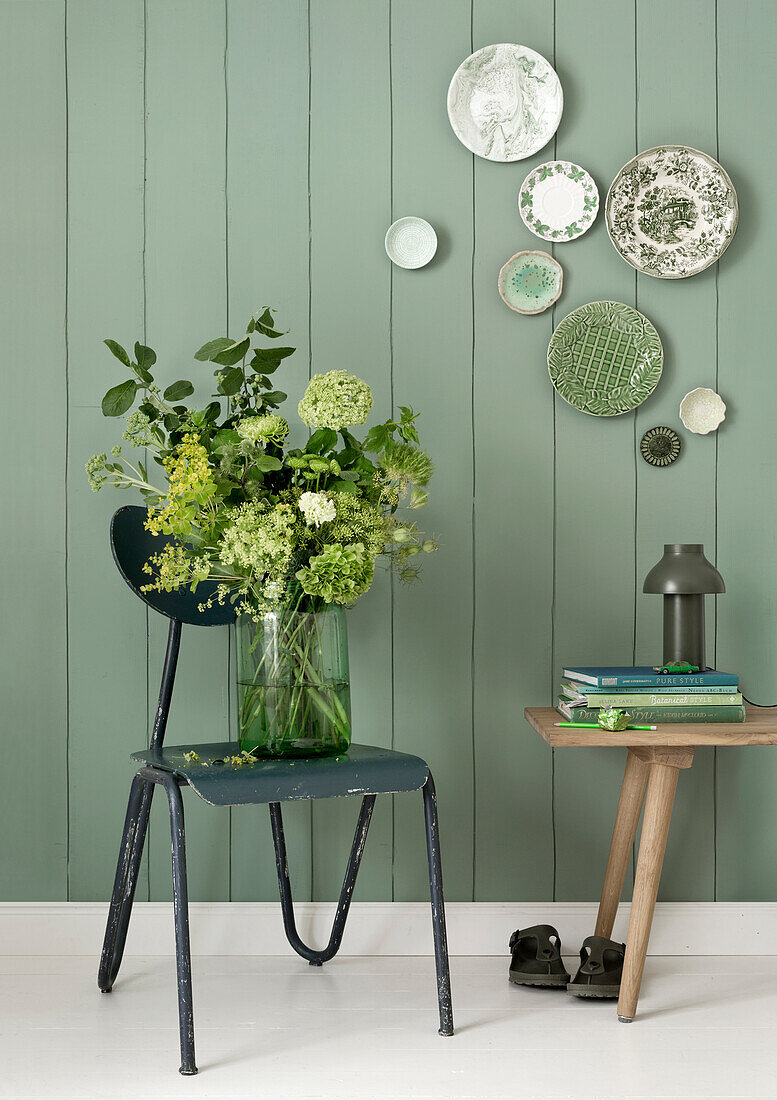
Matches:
[384,217,437,269]
[447,43,563,162]
[519,161,599,241]
[606,146,738,279]
[679,387,727,434]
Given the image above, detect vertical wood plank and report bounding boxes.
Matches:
[144,0,231,902]
[391,0,474,901]
[308,0,394,901]
[715,0,777,900]
[470,0,555,901]
[633,0,717,901]
[0,1,68,899]
[226,0,313,901]
[66,0,148,902]
[552,0,638,901]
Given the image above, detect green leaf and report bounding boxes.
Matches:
[163,380,195,401]
[364,424,391,452]
[329,479,359,495]
[253,308,284,339]
[212,336,250,366]
[337,470,360,481]
[250,353,279,374]
[252,346,295,361]
[203,400,221,422]
[134,365,154,385]
[212,428,240,451]
[134,342,157,370]
[104,339,131,367]
[263,390,287,405]
[102,379,138,417]
[138,460,148,481]
[254,455,283,473]
[138,402,158,420]
[306,428,338,454]
[217,366,244,396]
[194,337,234,362]
[163,413,180,432]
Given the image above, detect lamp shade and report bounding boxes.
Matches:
[643,544,725,595]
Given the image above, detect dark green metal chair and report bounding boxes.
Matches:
[98,506,453,1075]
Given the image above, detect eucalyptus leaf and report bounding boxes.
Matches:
[163,380,194,401]
[102,379,137,417]
[134,342,157,370]
[212,336,250,366]
[194,337,234,362]
[104,339,131,367]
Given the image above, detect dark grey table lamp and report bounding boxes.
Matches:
[643,544,725,670]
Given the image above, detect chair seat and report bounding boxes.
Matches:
[130,742,430,806]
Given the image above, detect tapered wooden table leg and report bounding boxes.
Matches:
[595,750,650,939]
[617,749,692,1022]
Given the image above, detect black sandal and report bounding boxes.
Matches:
[508,925,571,988]
[567,936,626,998]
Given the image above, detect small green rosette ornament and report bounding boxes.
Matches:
[597,707,630,732]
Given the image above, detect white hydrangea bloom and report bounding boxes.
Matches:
[298,491,336,529]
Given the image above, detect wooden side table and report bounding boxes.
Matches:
[524,706,777,1021]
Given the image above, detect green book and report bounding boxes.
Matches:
[556,699,745,723]
[560,685,742,708]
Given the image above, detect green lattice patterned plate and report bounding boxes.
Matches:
[606,146,738,279]
[547,301,663,416]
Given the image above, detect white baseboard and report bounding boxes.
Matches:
[2,901,777,957]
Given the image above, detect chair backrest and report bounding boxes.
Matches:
[110,505,236,626]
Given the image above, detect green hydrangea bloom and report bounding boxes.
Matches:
[296,542,374,604]
[298,371,373,430]
[236,414,289,445]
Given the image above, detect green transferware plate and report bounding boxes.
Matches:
[606,146,738,279]
[547,301,663,416]
[498,250,563,315]
[519,161,599,242]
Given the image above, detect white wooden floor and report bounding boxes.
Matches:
[1,953,775,1099]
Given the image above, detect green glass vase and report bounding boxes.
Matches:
[235,603,351,757]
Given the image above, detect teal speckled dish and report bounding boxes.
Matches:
[498,250,563,315]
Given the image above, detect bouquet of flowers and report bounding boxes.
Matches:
[87,307,436,756]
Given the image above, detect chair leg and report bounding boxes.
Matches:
[269,795,376,965]
[422,772,454,1037]
[159,772,197,1076]
[98,773,153,992]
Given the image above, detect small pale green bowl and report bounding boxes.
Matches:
[498,250,563,315]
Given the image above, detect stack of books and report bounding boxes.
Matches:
[558,666,744,724]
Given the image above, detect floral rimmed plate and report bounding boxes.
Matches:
[446,43,563,162]
[519,161,599,241]
[384,217,437,269]
[498,250,563,315]
[606,146,738,279]
[547,301,663,416]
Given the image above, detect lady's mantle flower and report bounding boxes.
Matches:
[298,370,373,430]
[296,542,374,604]
[86,453,108,492]
[145,433,216,538]
[298,491,336,528]
[236,414,289,445]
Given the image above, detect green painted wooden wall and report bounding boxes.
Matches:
[2,0,775,904]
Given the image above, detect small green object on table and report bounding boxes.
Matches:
[654,661,700,675]
[597,707,630,732]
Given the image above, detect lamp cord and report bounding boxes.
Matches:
[742,694,777,708]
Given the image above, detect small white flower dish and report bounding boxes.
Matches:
[679,387,727,434]
[384,217,437,269]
